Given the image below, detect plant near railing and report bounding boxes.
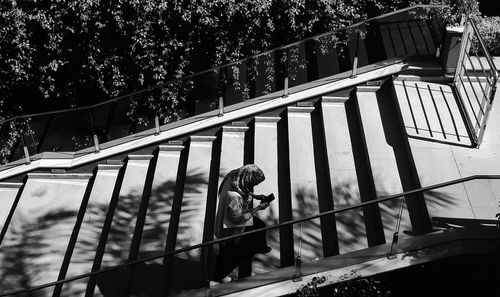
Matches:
[295,270,390,297]
[295,275,327,297]
[2,2,477,166]
[476,16,500,55]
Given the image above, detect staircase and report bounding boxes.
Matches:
[1,5,500,297]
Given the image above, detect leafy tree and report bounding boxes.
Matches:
[0,0,411,118]
[0,0,485,165]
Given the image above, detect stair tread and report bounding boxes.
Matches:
[0,182,23,188]
[26,172,93,179]
[128,154,154,160]
[159,144,185,151]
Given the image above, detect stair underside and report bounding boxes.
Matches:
[208,227,500,297]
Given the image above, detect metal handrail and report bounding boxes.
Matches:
[0,4,447,126]
[2,173,499,296]
[453,0,499,147]
[468,20,499,83]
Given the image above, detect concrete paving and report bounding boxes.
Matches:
[394,75,500,220]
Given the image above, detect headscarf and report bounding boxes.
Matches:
[218,164,265,200]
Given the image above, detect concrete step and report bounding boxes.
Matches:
[101,155,154,267]
[252,116,281,274]
[62,164,123,296]
[0,173,92,293]
[217,125,248,192]
[286,105,324,263]
[356,86,411,244]
[138,143,185,260]
[175,136,216,257]
[0,182,23,240]
[320,96,367,254]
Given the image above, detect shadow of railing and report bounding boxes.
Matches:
[0,170,494,296]
[393,78,475,147]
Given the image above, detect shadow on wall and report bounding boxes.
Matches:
[0,170,460,297]
[252,176,459,272]
[94,170,210,297]
[0,170,210,297]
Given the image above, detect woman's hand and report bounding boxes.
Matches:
[258,202,270,210]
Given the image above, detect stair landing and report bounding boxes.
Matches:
[393,76,472,147]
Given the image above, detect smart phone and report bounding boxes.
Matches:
[261,193,275,203]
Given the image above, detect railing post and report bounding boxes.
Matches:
[23,145,31,165]
[218,96,224,117]
[93,135,100,153]
[282,77,289,98]
[154,115,161,135]
[292,256,302,282]
[351,56,358,78]
[450,23,469,80]
[89,108,100,153]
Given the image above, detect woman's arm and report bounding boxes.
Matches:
[226,193,269,225]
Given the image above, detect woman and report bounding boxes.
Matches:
[213,164,272,282]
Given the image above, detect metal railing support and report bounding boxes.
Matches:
[292,223,303,282]
[154,116,161,135]
[218,96,224,117]
[282,77,289,98]
[93,135,100,153]
[23,146,31,165]
[351,56,358,78]
[452,13,499,148]
[88,109,100,153]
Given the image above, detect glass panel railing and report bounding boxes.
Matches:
[1,175,499,297]
[0,5,448,167]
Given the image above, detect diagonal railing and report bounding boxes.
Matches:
[1,174,499,297]
[453,8,499,147]
[0,5,446,167]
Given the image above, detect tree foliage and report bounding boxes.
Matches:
[0,0,486,165]
[0,0,386,120]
